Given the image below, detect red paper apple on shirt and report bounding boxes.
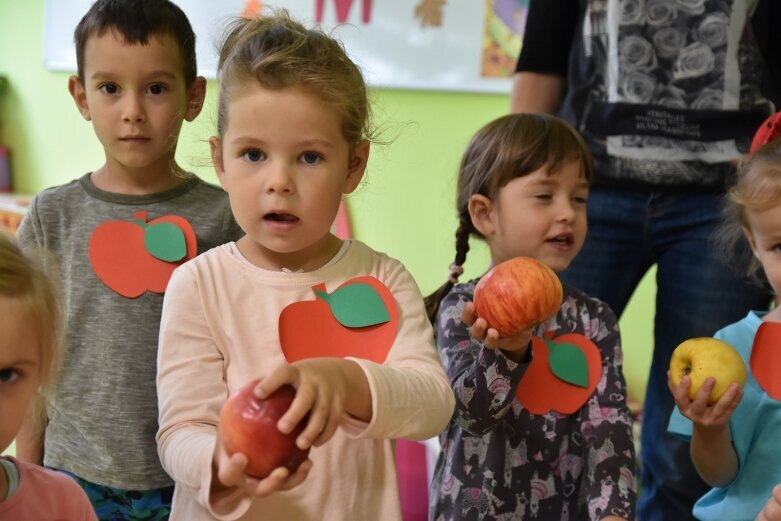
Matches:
[516,330,602,414]
[88,211,197,298]
[279,276,398,363]
[219,381,310,479]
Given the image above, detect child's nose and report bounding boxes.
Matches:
[556,200,577,222]
[265,163,294,194]
[122,95,146,123]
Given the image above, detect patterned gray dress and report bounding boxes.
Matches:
[430,281,637,520]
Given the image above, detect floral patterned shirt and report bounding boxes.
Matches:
[429,281,637,520]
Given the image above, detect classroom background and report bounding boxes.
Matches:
[0,0,654,503]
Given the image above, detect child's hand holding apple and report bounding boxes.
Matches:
[213,380,313,498]
[461,301,533,363]
[667,337,746,429]
[468,257,563,362]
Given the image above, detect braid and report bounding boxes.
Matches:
[424,211,473,324]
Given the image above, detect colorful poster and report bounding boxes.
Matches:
[481,0,527,78]
[43,0,522,93]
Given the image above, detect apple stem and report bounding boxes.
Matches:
[133,211,149,229]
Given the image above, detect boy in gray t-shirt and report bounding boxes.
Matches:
[15,1,242,518]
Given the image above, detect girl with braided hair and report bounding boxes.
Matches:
[426,113,637,520]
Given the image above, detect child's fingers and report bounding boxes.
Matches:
[248,466,292,497]
[469,317,489,342]
[668,373,691,405]
[280,458,313,490]
[482,328,501,349]
[255,364,296,400]
[293,393,329,448]
[217,452,250,488]
[311,402,343,447]
[461,303,477,326]
[692,377,716,408]
[277,381,316,436]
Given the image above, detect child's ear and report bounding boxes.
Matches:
[344,140,370,194]
[185,77,207,122]
[468,194,496,237]
[210,137,227,190]
[742,225,760,259]
[68,75,91,121]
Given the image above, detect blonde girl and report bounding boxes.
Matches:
[670,140,781,521]
[155,11,454,521]
[427,113,636,521]
[0,233,96,519]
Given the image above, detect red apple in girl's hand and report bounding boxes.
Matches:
[473,257,563,336]
[219,381,310,479]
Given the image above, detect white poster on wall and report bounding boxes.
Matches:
[43,0,527,93]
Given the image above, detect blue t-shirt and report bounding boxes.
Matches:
[668,311,781,521]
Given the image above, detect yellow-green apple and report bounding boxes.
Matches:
[219,381,310,479]
[669,337,747,405]
[473,256,563,336]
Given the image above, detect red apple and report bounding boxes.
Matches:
[219,381,310,479]
[279,276,398,363]
[88,211,197,298]
[473,257,563,337]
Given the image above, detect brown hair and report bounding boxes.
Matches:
[0,233,63,409]
[717,140,781,282]
[74,0,198,87]
[424,113,594,323]
[214,10,375,147]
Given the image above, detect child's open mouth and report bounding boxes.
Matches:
[264,212,299,223]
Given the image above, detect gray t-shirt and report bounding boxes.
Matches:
[16,173,243,489]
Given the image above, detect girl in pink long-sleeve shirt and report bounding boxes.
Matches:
[155,11,455,521]
[0,234,97,520]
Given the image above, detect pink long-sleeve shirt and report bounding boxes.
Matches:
[156,240,454,520]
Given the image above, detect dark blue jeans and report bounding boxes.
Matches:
[560,187,771,521]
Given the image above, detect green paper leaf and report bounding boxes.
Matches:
[547,338,589,388]
[315,282,390,328]
[144,222,187,262]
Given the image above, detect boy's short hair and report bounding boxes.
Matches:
[74,0,197,86]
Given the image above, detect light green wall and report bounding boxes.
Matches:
[0,1,653,402]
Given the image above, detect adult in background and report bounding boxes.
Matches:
[510,1,780,520]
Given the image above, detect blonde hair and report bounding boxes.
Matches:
[214,10,375,147]
[719,140,781,281]
[0,233,63,399]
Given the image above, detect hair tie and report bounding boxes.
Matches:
[448,263,464,284]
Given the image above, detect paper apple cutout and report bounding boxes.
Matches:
[219,381,310,479]
[669,337,747,405]
[279,276,398,363]
[750,111,781,154]
[750,322,781,400]
[474,257,563,337]
[516,331,602,414]
[88,211,197,298]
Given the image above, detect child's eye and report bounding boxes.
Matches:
[573,195,588,204]
[0,368,19,384]
[148,84,167,95]
[300,152,322,165]
[534,193,553,200]
[242,149,265,163]
[99,83,119,94]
